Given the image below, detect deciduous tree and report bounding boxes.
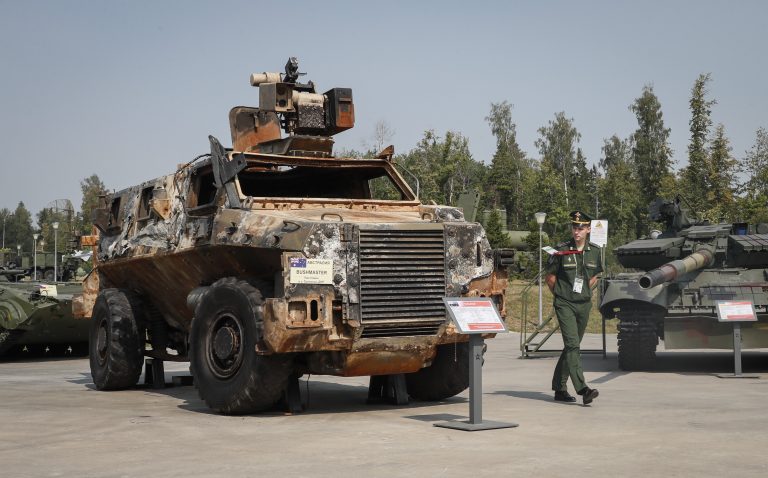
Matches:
[535,112,581,210]
[79,174,107,234]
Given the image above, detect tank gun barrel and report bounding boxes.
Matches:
[638,249,714,289]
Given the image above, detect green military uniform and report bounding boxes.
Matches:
[546,214,603,394]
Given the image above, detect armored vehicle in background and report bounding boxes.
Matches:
[0,250,83,282]
[0,280,89,356]
[83,59,509,414]
[600,198,768,370]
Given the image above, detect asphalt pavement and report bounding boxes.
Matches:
[1,333,767,478]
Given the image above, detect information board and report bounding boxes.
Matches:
[443,298,507,334]
[716,300,757,322]
[38,284,58,297]
[289,258,334,284]
[590,219,608,247]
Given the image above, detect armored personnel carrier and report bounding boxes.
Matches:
[83,58,509,414]
[0,280,89,356]
[600,198,768,370]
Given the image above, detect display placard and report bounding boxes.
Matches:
[590,219,608,247]
[443,298,507,334]
[716,300,757,322]
[289,258,333,284]
[38,284,58,297]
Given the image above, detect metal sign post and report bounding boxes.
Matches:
[434,298,518,432]
[590,220,609,359]
[715,301,759,379]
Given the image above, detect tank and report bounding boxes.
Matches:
[600,197,768,370]
[0,279,90,356]
[81,58,509,414]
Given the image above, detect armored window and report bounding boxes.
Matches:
[104,196,124,233]
[137,187,153,221]
[368,176,403,200]
[187,168,218,215]
[236,166,406,200]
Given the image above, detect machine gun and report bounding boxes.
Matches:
[648,196,697,235]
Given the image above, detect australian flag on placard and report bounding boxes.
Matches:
[290,258,307,268]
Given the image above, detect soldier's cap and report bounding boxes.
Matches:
[569,210,592,226]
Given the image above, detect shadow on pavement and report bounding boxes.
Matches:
[489,389,564,403]
[583,350,768,375]
[168,379,470,416]
[0,353,87,363]
[404,413,466,422]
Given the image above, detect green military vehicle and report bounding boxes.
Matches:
[0,250,83,282]
[600,198,768,370]
[0,280,89,356]
[83,59,510,414]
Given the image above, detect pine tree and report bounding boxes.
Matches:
[704,124,737,221]
[5,202,35,254]
[485,101,529,227]
[740,127,768,223]
[599,135,642,246]
[744,127,768,195]
[629,84,674,209]
[681,73,716,211]
[484,208,511,249]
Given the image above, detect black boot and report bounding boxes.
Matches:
[554,390,576,402]
[578,387,599,405]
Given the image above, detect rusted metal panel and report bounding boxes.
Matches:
[229,107,282,152]
[72,270,99,319]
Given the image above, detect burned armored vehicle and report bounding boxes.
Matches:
[84,59,508,414]
[600,198,768,370]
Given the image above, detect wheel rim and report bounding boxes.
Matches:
[206,312,245,379]
[96,317,109,365]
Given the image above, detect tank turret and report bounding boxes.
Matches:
[601,197,768,371]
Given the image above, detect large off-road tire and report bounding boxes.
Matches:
[617,311,660,371]
[89,289,145,390]
[190,278,292,415]
[405,341,469,401]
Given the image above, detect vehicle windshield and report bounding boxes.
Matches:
[237,164,409,201]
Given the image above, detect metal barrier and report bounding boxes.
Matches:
[519,272,607,358]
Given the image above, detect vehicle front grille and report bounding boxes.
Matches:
[358,228,447,338]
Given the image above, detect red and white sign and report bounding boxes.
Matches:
[443,298,507,334]
[716,301,757,322]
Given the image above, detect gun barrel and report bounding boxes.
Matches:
[638,249,714,289]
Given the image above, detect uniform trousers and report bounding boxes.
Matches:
[551,297,592,392]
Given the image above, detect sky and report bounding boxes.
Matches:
[1,0,766,217]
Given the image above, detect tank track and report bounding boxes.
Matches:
[617,312,661,371]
